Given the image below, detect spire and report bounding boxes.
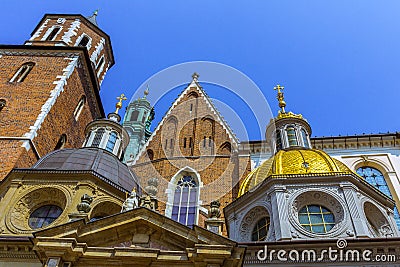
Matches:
[274,84,286,113]
[192,72,199,82]
[86,9,99,26]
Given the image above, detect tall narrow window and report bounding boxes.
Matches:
[301,129,309,148]
[130,110,139,121]
[46,27,61,41]
[77,35,90,47]
[54,134,67,150]
[183,138,187,148]
[170,139,174,149]
[141,111,147,123]
[276,130,282,151]
[73,96,86,121]
[91,128,105,147]
[357,166,400,230]
[203,136,206,147]
[165,139,168,148]
[96,56,105,77]
[189,137,193,148]
[208,136,212,147]
[286,126,298,147]
[10,62,35,83]
[0,99,6,112]
[106,132,118,152]
[171,175,198,226]
[190,104,193,111]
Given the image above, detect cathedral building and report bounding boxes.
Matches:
[0,12,399,267]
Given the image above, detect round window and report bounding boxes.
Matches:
[298,205,335,233]
[251,217,270,241]
[28,205,63,229]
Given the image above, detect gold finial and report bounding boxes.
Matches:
[274,84,286,113]
[192,72,199,82]
[144,85,149,98]
[115,93,127,114]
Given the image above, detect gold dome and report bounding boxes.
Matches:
[238,148,353,197]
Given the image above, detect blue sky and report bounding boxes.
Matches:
[1,1,399,140]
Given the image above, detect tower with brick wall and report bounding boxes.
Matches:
[130,73,251,234]
[0,12,115,180]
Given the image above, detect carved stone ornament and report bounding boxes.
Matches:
[121,188,139,212]
[209,200,221,218]
[77,194,93,213]
[6,186,69,234]
[239,206,269,242]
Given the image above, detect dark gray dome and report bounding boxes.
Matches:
[33,148,138,191]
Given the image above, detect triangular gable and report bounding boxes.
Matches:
[131,75,239,165]
[32,208,245,267]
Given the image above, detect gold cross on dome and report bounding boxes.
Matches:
[274,84,284,93]
[115,93,127,114]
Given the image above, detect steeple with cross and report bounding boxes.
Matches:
[274,84,286,113]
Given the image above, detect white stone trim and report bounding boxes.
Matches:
[30,19,49,41]
[90,38,105,64]
[22,56,79,150]
[99,63,109,86]
[61,19,81,44]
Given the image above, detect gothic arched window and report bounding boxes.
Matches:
[356,166,400,229]
[10,62,35,83]
[105,131,118,152]
[171,175,198,227]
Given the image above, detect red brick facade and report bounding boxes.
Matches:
[131,81,251,235]
[0,14,114,180]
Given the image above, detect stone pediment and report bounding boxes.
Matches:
[33,207,245,267]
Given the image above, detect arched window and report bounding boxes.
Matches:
[301,128,309,148]
[357,166,400,229]
[171,175,198,226]
[286,126,298,147]
[45,26,61,41]
[276,130,282,151]
[183,138,187,148]
[251,217,270,241]
[91,128,105,147]
[105,131,118,152]
[54,134,67,150]
[130,110,139,121]
[0,99,6,111]
[10,62,35,83]
[73,95,86,121]
[77,35,90,47]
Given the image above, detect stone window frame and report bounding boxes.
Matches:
[165,166,204,226]
[239,205,271,242]
[289,189,348,238]
[42,25,62,41]
[9,62,35,83]
[75,33,92,49]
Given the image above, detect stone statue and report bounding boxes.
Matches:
[121,188,139,212]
